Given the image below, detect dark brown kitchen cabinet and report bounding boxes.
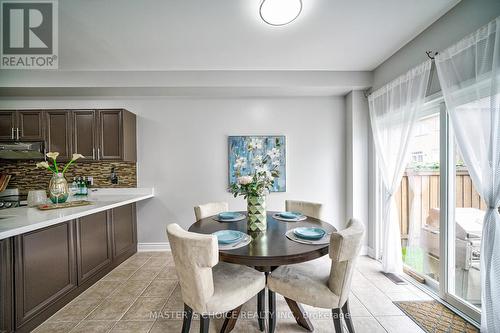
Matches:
[97,109,136,162]
[76,211,112,284]
[0,110,44,141]
[112,203,137,259]
[0,111,16,140]
[0,238,14,333]
[14,222,77,331]
[45,111,72,160]
[0,204,138,332]
[72,110,97,160]
[17,111,44,140]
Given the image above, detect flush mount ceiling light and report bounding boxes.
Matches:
[259,0,302,26]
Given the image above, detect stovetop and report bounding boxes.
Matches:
[0,189,28,209]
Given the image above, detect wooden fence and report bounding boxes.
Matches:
[395,169,486,239]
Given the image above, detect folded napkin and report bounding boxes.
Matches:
[279,211,302,219]
[218,212,240,220]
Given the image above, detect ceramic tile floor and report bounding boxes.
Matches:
[34,253,431,333]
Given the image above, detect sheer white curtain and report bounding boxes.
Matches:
[435,17,500,333]
[369,61,432,274]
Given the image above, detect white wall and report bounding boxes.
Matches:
[0,97,346,246]
[345,91,369,249]
[373,0,500,89]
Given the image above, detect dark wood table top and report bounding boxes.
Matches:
[188,211,336,268]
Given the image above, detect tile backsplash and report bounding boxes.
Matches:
[0,160,137,193]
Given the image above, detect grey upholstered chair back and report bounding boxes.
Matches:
[285,200,323,219]
[328,219,365,307]
[194,202,229,221]
[166,224,218,313]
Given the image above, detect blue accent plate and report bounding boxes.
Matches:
[279,211,303,219]
[218,212,242,220]
[293,227,326,240]
[213,230,244,244]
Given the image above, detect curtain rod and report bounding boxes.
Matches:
[426,51,438,60]
[364,51,439,99]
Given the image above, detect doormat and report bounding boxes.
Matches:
[394,301,478,333]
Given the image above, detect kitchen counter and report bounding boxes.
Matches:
[0,188,154,240]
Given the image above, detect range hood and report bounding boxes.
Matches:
[0,141,45,160]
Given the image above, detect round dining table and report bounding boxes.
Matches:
[188,211,336,333]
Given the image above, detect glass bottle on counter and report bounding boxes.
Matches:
[81,177,88,195]
[70,177,78,196]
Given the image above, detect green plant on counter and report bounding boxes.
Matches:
[36,152,84,174]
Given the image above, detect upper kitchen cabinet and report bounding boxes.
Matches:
[45,111,72,161]
[0,111,16,140]
[72,110,97,160]
[0,110,44,141]
[97,109,136,162]
[17,111,44,141]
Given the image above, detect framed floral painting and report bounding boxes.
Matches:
[228,135,286,192]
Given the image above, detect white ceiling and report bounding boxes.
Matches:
[58,0,460,71]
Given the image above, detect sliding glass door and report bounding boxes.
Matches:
[398,104,441,291]
[439,103,482,322]
[384,99,482,323]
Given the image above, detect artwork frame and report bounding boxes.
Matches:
[228,135,286,192]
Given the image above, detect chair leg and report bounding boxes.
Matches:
[257,289,265,331]
[200,315,210,333]
[342,299,355,333]
[220,305,242,333]
[332,308,342,333]
[268,289,277,333]
[182,304,193,333]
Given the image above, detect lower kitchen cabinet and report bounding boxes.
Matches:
[112,204,137,259]
[0,203,137,333]
[14,222,77,331]
[76,210,112,284]
[0,238,14,333]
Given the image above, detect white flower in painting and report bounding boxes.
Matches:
[247,138,263,151]
[272,159,281,167]
[267,148,280,159]
[234,156,247,169]
[256,165,273,180]
[237,175,253,185]
[253,155,263,165]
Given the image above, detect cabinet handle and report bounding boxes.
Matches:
[92,148,95,160]
[97,148,100,160]
[44,148,47,161]
[11,128,14,139]
[16,128,20,140]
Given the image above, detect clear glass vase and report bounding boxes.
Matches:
[247,195,267,232]
[49,173,69,204]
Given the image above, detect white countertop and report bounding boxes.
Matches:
[0,188,154,240]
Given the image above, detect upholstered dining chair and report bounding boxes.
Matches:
[166,223,266,333]
[194,201,229,221]
[285,200,323,219]
[267,219,365,333]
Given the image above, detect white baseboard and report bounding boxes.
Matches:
[138,242,170,252]
[366,246,377,259]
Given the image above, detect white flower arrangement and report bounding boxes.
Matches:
[36,152,84,175]
[230,138,282,198]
